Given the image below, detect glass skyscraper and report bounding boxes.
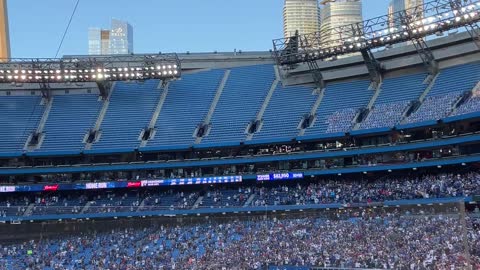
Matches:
[110,19,133,55]
[88,28,110,55]
[88,19,133,55]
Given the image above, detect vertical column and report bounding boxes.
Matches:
[0,0,10,60]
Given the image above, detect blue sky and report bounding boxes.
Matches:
[8,0,389,58]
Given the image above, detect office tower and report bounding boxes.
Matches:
[283,0,321,38]
[110,19,133,55]
[88,28,111,55]
[388,0,424,26]
[0,0,10,59]
[320,0,363,46]
[388,0,424,46]
[88,19,133,55]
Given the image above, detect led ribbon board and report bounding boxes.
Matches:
[0,175,242,193]
[256,172,305,181]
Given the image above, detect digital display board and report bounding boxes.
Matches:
[141,176,242,187]
[0,175,242,193]
[256,172,304,181]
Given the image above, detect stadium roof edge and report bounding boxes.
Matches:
[62,32,480,86]
[64,31,476,65]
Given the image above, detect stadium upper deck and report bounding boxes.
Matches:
[0,32,479,156]
[0,31,477,181]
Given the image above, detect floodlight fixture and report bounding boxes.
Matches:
[0,53,181,83]
[272,0,480,66]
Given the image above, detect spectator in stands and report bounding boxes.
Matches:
[2,172,479,217]
[0,209,478,269]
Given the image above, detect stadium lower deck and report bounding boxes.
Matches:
[1,205,479,269]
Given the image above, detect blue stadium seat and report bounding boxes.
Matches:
[405,63,480,124]
[252,84,316,141]
[92,80,161,152]
[0,62,479,155]
[0,96,44,155]
[361,73,427,129]
[36,94,102,153]
[146,69,225,148]
[428,62,480,96]
[305,79,372,135]
[200,65,276,145]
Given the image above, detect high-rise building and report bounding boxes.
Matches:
[0,0,10,60]
[320,0,363,46]
[388,0,423,27]
[88,19,133,55]
[283,0,321,38]
[388,0,424,46]
[110,19,133,55]
[88,28,111,55]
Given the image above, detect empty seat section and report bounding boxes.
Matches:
[37,94,102,152]
[405,63,480,123]
[147,69,224,147]
[0,96,44,154]
[361,73,427,129]
[428,63,480,96]
[92,80,161,151]
[305,80,372,135]
[201,65,275,144]
[253,85,316,140]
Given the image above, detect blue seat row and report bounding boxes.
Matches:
[147,69,225,148]
[92,80,161,151]
[0,62,479,155]
[37,94,102,152]
[0,96,44,154]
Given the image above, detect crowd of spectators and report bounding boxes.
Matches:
[140,190,200,211]
[84,193,141,214]
[31,195,87,215]
[0,208,479,269]
[0,196,30,217]
[1,171,479,218]
[253,172,480,206]
[199,187,253,208]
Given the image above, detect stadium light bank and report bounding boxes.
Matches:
[273,0,480,65]
[0,53,181,83]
